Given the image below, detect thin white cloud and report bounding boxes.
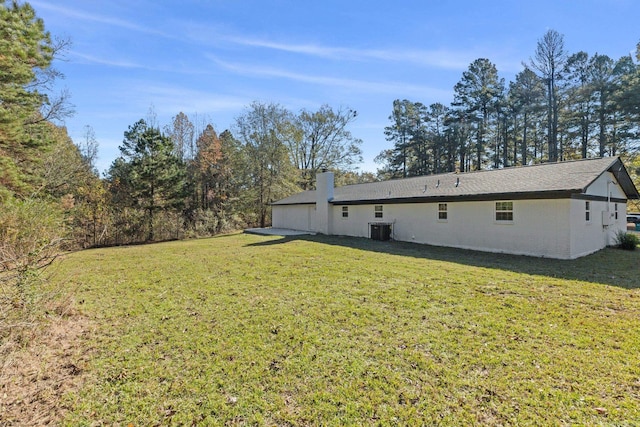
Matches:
[70,51,142,69]
[181,21,496,71]
[33,3,512,73]
[224,36,476,70]
[69,51,216,77]
[134,84,249,115]
[208,55,452,99]
[225,37,354,59]
[30,1,174,39]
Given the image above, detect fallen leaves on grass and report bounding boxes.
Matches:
[0,313,91,426]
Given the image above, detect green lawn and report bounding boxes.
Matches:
[53,233,640,425]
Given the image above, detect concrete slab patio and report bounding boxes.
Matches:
[244,228,316,236]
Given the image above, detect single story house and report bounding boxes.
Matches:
[271,157,639,259]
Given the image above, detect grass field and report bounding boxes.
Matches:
[49,232,640,425]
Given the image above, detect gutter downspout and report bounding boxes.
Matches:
[606,179,618,245]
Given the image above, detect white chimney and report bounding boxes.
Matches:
[315,171,334,234]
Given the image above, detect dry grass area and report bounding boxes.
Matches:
[0,307,91,425]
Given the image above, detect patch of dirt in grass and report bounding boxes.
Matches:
[0,312,92,426]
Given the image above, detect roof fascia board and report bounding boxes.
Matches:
[608,159,640,199]
[331,190,579,205]
[270,202,315,206]
[570,194,627,203]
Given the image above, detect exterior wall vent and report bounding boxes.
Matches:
[370,223,392,241]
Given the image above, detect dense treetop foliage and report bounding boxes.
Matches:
[377,32,640,179]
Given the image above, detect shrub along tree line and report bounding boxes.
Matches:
[0,0,80,337]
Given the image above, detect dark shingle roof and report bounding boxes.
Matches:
[272,157,639,205]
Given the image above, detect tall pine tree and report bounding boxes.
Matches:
[109,119,187,241]
[0,0,55,194]
[453,58,504,170]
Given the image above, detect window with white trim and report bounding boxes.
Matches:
[438,203,448,220]
[585,201,591,222]
[495,201,513,221]
[374,205,383,218]
[342,206,349,218]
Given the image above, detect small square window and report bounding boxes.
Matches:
[495,201,513,222]
[342,206,349,218]
[438,203,448,220]
[374,205,383,218]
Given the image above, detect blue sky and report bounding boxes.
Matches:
[32,0,640,174]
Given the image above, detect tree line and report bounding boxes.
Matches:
[376,30,640,178]
[3,0,640,277]
[0,1,375,333]
[101,102,369,245]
